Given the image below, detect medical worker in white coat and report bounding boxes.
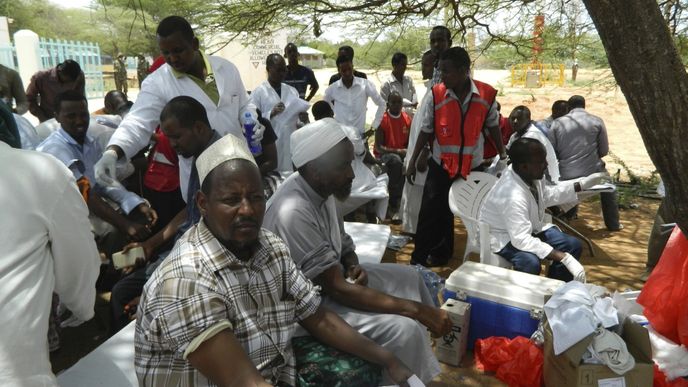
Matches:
[94,16,263,200]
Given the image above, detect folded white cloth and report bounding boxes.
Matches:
[588,327,635,375]
[545,281,599,355]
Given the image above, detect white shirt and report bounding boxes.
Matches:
[107,55,257,201]
[323,77,385,134]
[0,142,99,386]
[507,123,560,183]
[479,166,577,259]
[379,73,417,110]
[250,81,309,172]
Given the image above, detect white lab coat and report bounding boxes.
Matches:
[479,166,577,259]
[0,142,99,386]
[108,56,257,200]
[250,81,309,172]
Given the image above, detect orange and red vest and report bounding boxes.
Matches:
[375,111,411,157]
[432,80,497,179]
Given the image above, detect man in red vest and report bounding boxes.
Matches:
[406,46,507,266]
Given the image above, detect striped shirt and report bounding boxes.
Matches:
[135,220,321,386]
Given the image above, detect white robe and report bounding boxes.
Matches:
[250,81,309,172]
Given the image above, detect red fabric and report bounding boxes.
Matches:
[638,227,688,346]
[654,364,688,387]
[484,114,513,159]
[432,80,497,179]
[375,111,411,157]
[143,128,180,192]
[475,336,543,387]
[149,56,166,73]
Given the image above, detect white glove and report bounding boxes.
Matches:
[94,149,119,187]
[579,172,611,191]
[251,120,265,143]
[561,253,586,283]
[495,157,508,174]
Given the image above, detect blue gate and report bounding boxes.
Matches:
[39,38,104,99]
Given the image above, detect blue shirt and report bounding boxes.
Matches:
[37,127,144,214]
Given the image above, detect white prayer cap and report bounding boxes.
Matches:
[291,118,348,168]
[196,134,257,186]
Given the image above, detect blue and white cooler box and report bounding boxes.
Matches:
[442,261,564,349]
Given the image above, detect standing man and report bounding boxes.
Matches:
[0,63,28,114]
[328,45,367,85]
[264,119,452,383]
[535,99,568,135]
[26,59,86,122]
[323,55,385,136]
[135,134,413,386]
[114,53,128,95]
[136,54,150,88]
[429,26,452,86]
[547,95,622,231]
[94,16,262,204]
[379,52,417,117]
[251,53,309,172]
[406,47,507,267]
[283,43,319,101]
[0,129,99,386]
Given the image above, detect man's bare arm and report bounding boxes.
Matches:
[187,329,271,387]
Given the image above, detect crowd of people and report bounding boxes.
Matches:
[0,14,623,387]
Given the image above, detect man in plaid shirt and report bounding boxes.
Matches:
[135,134,413,386]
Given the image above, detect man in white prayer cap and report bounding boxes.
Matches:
[263,118,452,384]
[134,131,413,386]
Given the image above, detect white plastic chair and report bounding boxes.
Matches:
[448,172,512,268]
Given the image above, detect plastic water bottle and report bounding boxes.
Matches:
[242,112,262,155]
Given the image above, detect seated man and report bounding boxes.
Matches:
[93,90,131,117]
[135,134,413,386]
[479,138,607,282]
[375,91,411,220]
[535,99,568,135]
[36,91,156,279]
[507,105,559,183]
[264,119,452,383]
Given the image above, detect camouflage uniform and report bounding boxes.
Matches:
[137,56,149,88]
[114,56,128,95]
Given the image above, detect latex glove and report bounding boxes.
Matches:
[251,119,265,143]
[94,149,119,187]
[495,156,508,174]
[561,253,586,283]
[579,172,611,191]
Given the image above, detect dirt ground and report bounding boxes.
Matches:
[52,69,661,385]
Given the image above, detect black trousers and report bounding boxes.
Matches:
[411,160,455,264]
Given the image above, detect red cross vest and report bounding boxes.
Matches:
[432,80,497,179]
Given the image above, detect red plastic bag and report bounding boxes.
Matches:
[654,364,688,387]
[475,336,543,387]
[638,227,688,346]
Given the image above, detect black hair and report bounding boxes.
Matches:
[338,45,354,59]
[568,95,585,109]
[431,26,452,42]
[160,95,211,129]
[58,59,82,80]
[511,105,531,121]
[509,137,544,165]
[312,100,334,120]
[336,54,352,68]
[387,91,403,103]
[156,16,195,41]
[439,46,471,70]
[284,42,298,53]
[55,90,86,114]
[266,53,284,68]
[391,52,407,66]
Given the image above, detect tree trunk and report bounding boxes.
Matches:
[582,0,688,233]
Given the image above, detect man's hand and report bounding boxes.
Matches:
[561,253,586,282]
[416,148,429,173]
[346,264,368,286]
[137,203,158,227]
[270,102,285,118]
[94,149,119,187]
[579,172,611,191]
[384,356,413,387]
[495,155,508,175]
[121,220,152,242]
[417,305,453,337]
[120,241,150,274]
[405,161,417,185]
[251,120,265,143]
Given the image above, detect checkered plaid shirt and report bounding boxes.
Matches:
[134,220,321,386]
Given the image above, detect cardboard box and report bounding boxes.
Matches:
[435,299,471,366]
[543,319,654,387]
